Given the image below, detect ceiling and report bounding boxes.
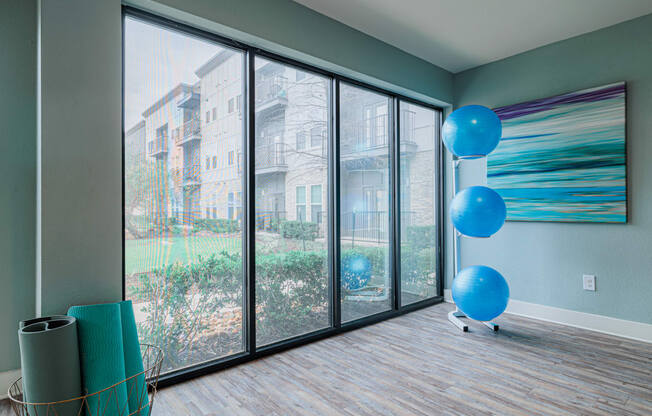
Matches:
[293,0,652,73]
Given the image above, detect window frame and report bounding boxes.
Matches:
[122,5,444,389]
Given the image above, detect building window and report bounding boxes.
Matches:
[228,150,234,166]
[206,110,210,123]
[310,185,322,224]
[296,131,306,151]
[236,94,242,113]
[228,97,235,113]
[310,126,323,148]
[212,107,217,120]
[296,186,306,221]
[228,192,234,220]
[205,157,210,170]
[212,156,217,169]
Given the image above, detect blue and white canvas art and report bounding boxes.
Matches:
[487,82,626,223]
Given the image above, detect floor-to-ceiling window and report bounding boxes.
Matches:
[254,58,331,346]
[123,16,246,373]
[123,8,442,381]
[339,84,392,322]
[399,102,440,305]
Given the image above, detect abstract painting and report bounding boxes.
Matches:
[487,82,626,223]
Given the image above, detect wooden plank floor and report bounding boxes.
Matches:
[2,303,650,415]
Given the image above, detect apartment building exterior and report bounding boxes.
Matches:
[131,52,434,241]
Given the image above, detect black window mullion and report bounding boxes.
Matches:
[436,110,445,298]
[245,48,256,355]
[331,79,342,329]
[391,98,401,310]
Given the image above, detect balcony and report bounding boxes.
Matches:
[182,163,201,187]
[256,75,288,113]
[255,142,287,174]
[147,134,168,158]
[176,91,200,109]
[340,112,417,160]
[173,119,201,146]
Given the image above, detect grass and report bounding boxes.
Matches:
[125,235,241,274]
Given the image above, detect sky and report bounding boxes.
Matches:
[124,17,223,130]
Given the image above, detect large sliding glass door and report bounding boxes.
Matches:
[123,7,442,382]
[123,16,246,373]
[254,58,331,346]
[399,102,441,305]
[339,84,392,322]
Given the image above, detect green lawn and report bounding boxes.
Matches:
[125,235,241,274]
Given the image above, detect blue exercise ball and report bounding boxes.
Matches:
[341,253,372,291]
[442,105,502,158]
[450,186,506,237]
[452,265,509,321]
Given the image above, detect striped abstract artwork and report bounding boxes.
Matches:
[488,82,626,223]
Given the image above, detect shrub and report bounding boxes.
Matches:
[133,249,329,370]
[280,220,319,241]
[404,225,437,251]
[193,218,241,234]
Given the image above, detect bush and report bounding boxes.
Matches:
[133,249,329,370]
[280,220,319,241]
[193,218,241,234]
[404,225,437,251]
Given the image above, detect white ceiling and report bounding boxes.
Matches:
[293,0,652,73]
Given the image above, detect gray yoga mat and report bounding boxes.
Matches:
[18,316,83,416]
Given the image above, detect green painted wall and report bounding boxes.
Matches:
[0,0,37,373]
[451,13,652,324]
[128,0,453,106]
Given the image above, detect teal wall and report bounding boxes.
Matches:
[38,0,123,317]
[0,0,37,373]
[450,13,652,324]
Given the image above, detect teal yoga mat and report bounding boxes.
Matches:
[68,303,129,415]
[18,316,82,416]
[119,300,149,415]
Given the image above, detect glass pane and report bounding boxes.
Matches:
[400,102,440,305]
[124,17,245,373]
[339,83,392,322]
[255,58,331,346]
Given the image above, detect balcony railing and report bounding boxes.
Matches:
[340,210,415,243]
[255,75,288,110]
[147,134,168,157]
[255,142,287,171]
[256,210,286,232]
[340,110,417,155]
[173,119,201,146]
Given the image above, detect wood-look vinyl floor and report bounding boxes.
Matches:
[2,303,650,415]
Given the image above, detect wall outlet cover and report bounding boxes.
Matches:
[583,274,596,291]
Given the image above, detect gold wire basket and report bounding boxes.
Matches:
[7,344,163,416]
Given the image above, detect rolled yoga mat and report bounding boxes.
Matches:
[18,316,82,416]
[119,300,149,415]
[68,303,129,415]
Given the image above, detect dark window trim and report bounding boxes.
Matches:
[122,5,444,389]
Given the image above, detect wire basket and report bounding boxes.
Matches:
[7,344,163,416]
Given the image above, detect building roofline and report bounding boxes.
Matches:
[141,83,193,117]
[194,49,236,78]
[126,119,145,135]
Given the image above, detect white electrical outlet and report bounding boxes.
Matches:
[583,274,596,291]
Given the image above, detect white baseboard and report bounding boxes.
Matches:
[0,368,21,400]
[443,289,652,343]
